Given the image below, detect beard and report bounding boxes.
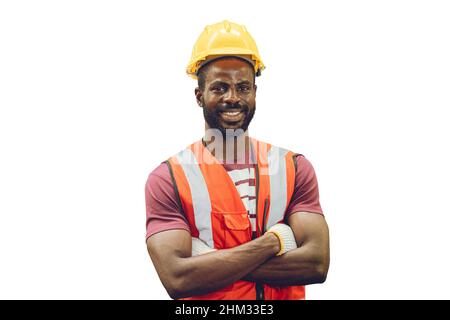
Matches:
[203,102,256,137]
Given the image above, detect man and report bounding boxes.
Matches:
[145,20,329,300]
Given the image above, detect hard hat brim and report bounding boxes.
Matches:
[186,47,264,79]
[196,55,255,76]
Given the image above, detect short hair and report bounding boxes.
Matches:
[197,57,256,91]
[197,64,209,91]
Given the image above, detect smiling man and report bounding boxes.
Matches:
[145,20,329,300]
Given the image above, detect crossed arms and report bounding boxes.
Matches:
[146,211,330,299]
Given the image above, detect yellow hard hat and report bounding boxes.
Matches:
[186,20,265,79]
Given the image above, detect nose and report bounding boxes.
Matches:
[223,87,239,105]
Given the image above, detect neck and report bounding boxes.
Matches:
[203,127,251,164]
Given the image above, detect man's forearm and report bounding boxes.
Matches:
[169,233,279,298]
[243,244,328,286]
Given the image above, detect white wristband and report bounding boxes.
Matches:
[267,223,297,256]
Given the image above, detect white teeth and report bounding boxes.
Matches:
[224,111,240,115]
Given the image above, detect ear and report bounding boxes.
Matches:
[195,87,203,107]
[254,84,257,93]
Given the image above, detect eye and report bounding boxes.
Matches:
[211,85,226,93]
[238,85,251,93]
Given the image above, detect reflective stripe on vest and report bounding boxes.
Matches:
[266,146,289,228]
[175,148,214,248]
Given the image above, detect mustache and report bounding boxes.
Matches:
[217,102,248,112]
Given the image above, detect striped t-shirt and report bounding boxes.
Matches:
[222,163,257,238]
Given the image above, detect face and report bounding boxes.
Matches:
[195,58,257,136]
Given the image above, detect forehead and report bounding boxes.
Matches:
[204,58,254,83]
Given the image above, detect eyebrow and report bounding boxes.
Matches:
[209,80,229,87]
[237,80,252,85]
[209,80,253,87]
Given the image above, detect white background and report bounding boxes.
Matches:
[1,0,449,299]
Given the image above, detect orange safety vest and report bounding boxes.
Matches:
[166,138,305,300]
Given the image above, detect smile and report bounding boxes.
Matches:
[220,110,244,122]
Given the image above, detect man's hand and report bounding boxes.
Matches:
[191,224,297,257]
[266,223,298,256]
[242,212,330,286]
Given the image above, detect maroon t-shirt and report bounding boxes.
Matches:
[145,154,323,240]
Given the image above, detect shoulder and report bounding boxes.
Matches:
[145,161,172,192]
[292,154,320,186]
[145,161,189,239]
[287,154,323,214]
[294,154,315,173]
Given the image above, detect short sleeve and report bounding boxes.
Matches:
[145,162,190,240]
[285,155,323,218]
